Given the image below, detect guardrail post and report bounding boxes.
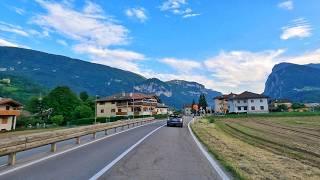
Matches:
[122,125,124,130]
[114,127,116,132]
[105,129,108,135]
[8,152,16,166]
[76,137,81,144]
[51,143,57,153]
[93,132,97,139]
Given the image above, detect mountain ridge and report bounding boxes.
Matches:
[0,46,221,108]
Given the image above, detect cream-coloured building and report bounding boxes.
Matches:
[214,93,237,113]
[96,93,161,118]
[0,98,22,131]
[155,103,168,115]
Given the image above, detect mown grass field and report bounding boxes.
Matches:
[191,115,320,180]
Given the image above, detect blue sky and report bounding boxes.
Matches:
[0,0,319,93]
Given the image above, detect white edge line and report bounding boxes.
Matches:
[188,118,230,180]
[89,124,165,180]
[0,120,164,177]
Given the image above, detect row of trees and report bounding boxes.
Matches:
[24,86,94,126]
[191,93,208,114]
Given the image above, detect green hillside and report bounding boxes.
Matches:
[0,73,46,104]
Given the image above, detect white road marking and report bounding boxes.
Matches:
[188,117,230,180]
[0,120,163,177]
[89,124,166,180]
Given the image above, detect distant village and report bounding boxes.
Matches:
[1,88,320,132]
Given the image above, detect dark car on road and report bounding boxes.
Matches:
[167,115,183,127]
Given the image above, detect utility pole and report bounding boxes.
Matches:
[95,95,99,124]
[132,85,135,119]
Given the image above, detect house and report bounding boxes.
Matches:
[96,93,160,118]
[155,103,169,115]
[269,99,292,111]
[0,98,22,131]
[183,105,192,115]
[214,93,237,113]
[228,91,269,113]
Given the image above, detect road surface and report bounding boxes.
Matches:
[0,118,222,180]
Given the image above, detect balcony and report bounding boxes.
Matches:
[116,112,128,116]
[0,110,21,116]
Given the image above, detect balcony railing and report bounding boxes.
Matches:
[0,110,20,116]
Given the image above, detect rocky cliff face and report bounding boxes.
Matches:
[264,63,320,102]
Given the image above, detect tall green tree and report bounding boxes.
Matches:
[44,86,81,120]
[72,104,93,119]
[79,91,89,102]
[198,94,208,110]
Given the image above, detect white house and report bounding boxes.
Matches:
[228,91,269,114]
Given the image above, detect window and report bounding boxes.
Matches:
[251,106,255,110]
[244,106,248,110]
[111,102,115,104]
[1,118,8,124]
[118,109,122,112]
[6,106,10,110]
[238,107,241,111]
[111,109,116,112]
[260,106,264,110]
[244,100,247,103]
[99,102,104,105]
[100,109,104,113]
[260,99,263,103]
[237,100,240,103]
[251,100,254,103]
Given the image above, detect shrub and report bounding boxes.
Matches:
[72,104,93,119]
[51,115,64,126]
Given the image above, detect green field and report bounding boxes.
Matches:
[191,115,320,180]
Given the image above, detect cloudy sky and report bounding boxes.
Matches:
[0,0,319,94]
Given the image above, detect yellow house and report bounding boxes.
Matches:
[0,98,22,131]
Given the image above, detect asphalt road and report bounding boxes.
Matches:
[0,117,221,180]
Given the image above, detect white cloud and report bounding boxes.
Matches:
[160,0,200,18]
[284,49,320,64]
[33,0,146,73]
[56,39,68,46]
[33,0,128,47]
[0,38,20,47]
[278,0,293,10]
[73,44,145,72]
[204,49,285,93]
[281,18,312,40]
[12,7,25,15]
[125,7,148,22]
[183,13,201,18]
[0,21,29,37]
[160,58,202,73]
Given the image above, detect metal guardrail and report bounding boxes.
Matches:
[0,117,155,166]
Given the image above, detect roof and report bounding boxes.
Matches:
[0,98,22,107]
[97,93,158,102]
[231,91,268,100]
[156,103,168,108]
[214,93,237,100]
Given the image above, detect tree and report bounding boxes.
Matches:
[51,115,64,126]
[72,104,93,119]
[276,104,289,112]
[198,94,208,110]
[79,91,89,102]
[292,103,305,110]
[44,86,81,121]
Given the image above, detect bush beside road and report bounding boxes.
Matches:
[191,115,320,180]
